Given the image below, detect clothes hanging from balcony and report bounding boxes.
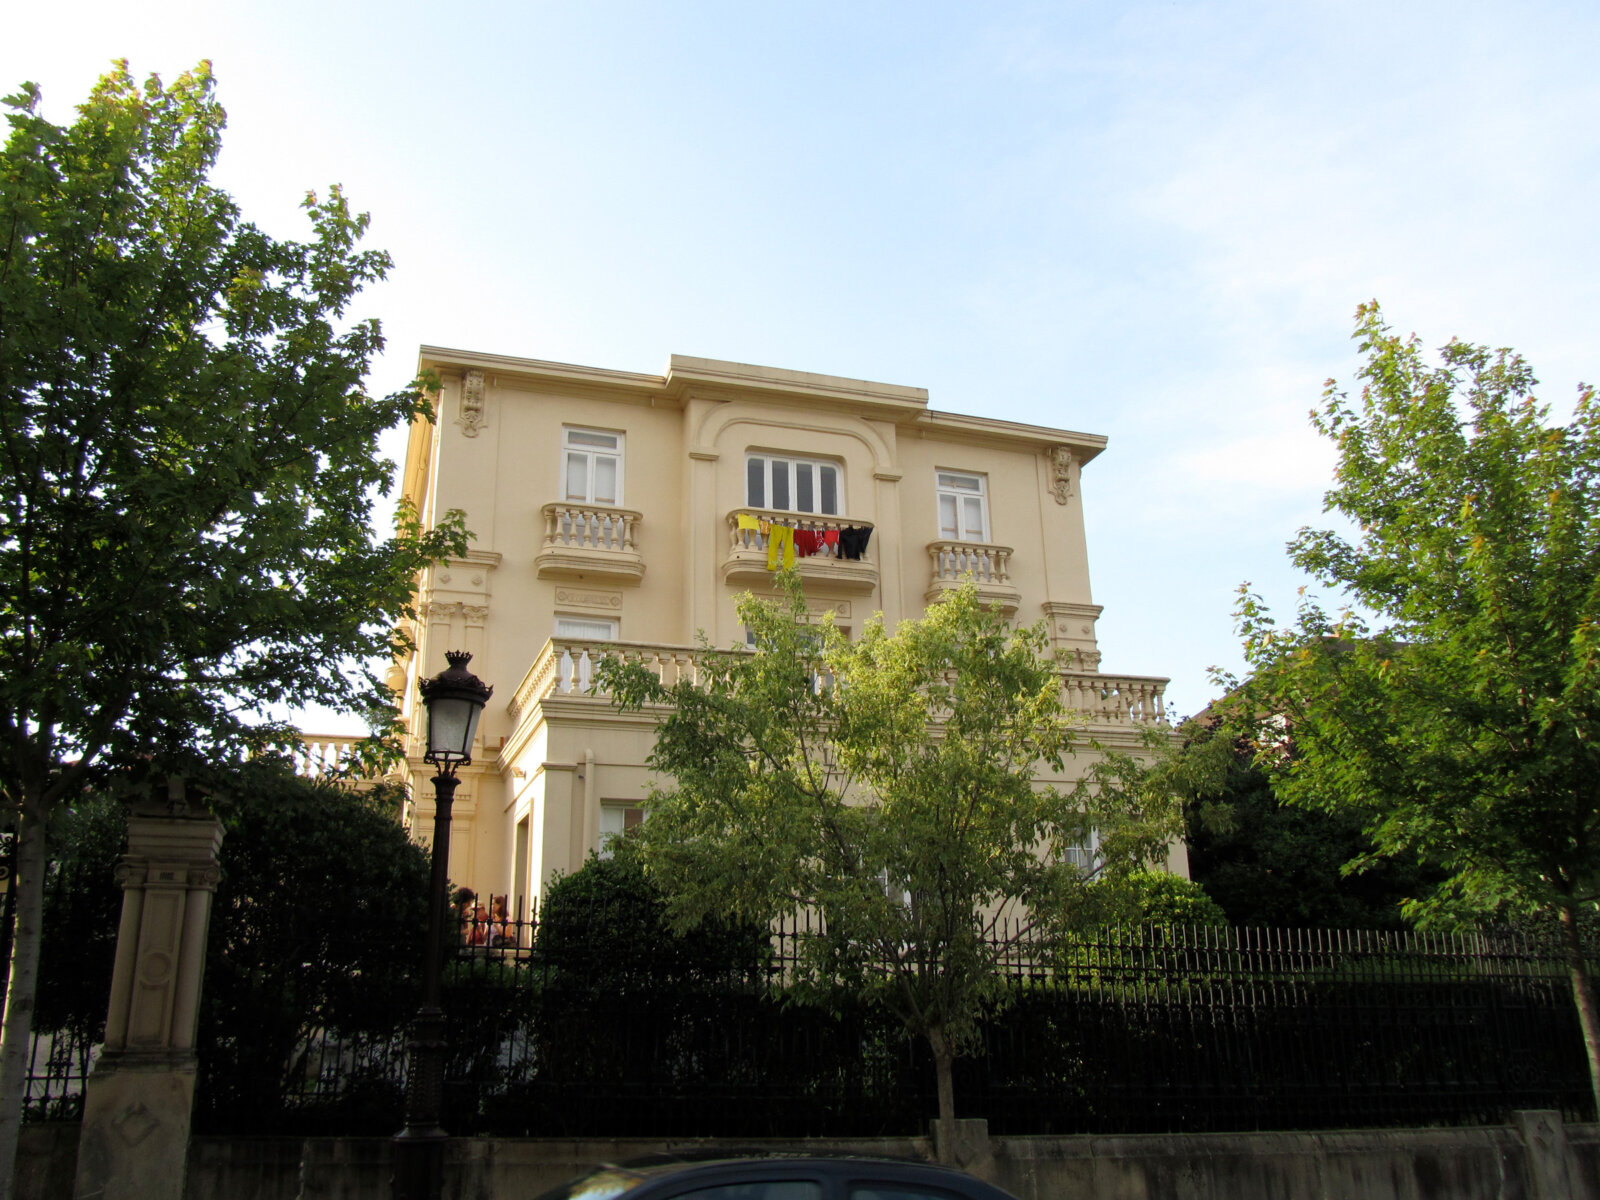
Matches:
[822,529,839,555]
[736,513,761,531]
[839,525,872,560]
[766,523,795,570]
[793,529,824,557]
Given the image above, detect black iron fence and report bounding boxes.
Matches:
[26,914,1598,1137]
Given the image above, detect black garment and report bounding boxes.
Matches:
[839,525,872,560]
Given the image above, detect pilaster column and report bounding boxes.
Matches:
[73,783,225,1200]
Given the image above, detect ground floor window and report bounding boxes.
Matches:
[598,802,644,857]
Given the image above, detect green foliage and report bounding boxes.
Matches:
[0,60,468,798]
[35,800,125,1037]
[1081,869,1228,928]
[1224,303,1600,928]
[537,844,769,996]
[1182,729,1439,929]
[600,574,1184,1127]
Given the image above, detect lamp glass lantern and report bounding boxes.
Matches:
[419,651,493,768]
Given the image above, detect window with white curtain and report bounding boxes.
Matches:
[554,616,617,641]
[598,803,644,858]
[563,428,623,506]
[746,455,842,515]
[936,470,988,542]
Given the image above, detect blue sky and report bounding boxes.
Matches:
[7,2,1598,722]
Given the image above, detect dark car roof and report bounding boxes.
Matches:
[535,1155,1018,1200]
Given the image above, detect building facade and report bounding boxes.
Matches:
[393,349,1177,917]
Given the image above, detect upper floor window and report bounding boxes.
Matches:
[937,470,988,542]
[563,428,623,506]
[746,455,841,515]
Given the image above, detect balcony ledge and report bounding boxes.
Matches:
[924,576,1020,616]
[535,547,645,585]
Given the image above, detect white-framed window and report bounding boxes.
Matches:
[1063,828,1100,874]
[555,616,618,641]
[555,616,617,692]
[746,455,842,515]
[936,470,988,542]
[598,802,644,858]
[563,427,623,506]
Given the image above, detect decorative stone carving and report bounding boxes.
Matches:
[458,369,487,437]
[555,587,624,611]
[460,604,490,626]
[422,601,462,622]
[1050,447,1076,505]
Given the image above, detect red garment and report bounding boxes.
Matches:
[793,529,824,557]
[822,530,840,556]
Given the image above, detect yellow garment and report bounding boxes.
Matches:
[766,524,795,570]
[736,514,761,532]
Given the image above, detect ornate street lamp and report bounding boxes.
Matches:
[393,651,492,1200]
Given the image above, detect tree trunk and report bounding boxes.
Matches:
[0,794,47,1200]
[927,1025,956,1164]
[1559,904,1600,1120]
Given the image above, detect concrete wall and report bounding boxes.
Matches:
[22,1115,1600,1200]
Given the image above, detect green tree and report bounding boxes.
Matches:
[1225,302,1600,1112]
[600,576,1185,1153]
[0,62,465,1184]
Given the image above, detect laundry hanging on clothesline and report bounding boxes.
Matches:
[838,526,871,560]
[766,524,795,570]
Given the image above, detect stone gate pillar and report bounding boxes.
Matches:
[73,781,224,1200]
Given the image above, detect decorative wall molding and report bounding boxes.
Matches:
[555,587,624,611]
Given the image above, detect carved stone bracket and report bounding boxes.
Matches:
[458,369,487,437]
[1050,446,1078,505]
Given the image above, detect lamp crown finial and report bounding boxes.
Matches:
[445,650,473,670]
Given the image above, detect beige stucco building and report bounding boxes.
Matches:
[388,348,1178,917]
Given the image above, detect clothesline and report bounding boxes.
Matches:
[734,514,873,570]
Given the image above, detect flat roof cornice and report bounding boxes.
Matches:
[664,354,929,414]
[916,409,1107,462]
[415,346,1106,457]
[419,346,665,395]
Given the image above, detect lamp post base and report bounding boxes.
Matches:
[392,1127,447,1200]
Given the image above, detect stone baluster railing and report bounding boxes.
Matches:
[726,509,874,560]
[294,734,362,777]
[1060,672,1168,727]
[927,540,1013,585]
[541,502,640,553]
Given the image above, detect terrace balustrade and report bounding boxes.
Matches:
[507,636,1167,729]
